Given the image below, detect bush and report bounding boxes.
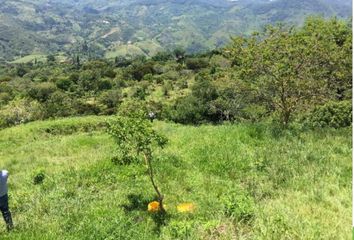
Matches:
[103,68,116,78]
[132,86,148,100]
[97,79,113,91]
[0,98,43,128]
[75,100,102,115]
[0,92,12,106]
[56,78,72,91]
[44,91,75,118]
[169,95,206,124]
[117,99,148,119]
[78,70,100,91]
[186,58,209,70]
[242,104,268,122]
[114,56,132,67]
[152,51,173,62]
[28,82,57,102]
[98,90,122,115]
[33,170,46,185]
[68,73,79,84]
[162,81,173,96]
[303,100,352,128]
[129,62,155,81]
[16,66,28,77]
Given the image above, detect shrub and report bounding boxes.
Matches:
[44,91,75,118]
[16,66,27,77]
[242,104,268,122]
[186,58,209,70]
[152,51,173,62]
[0,98,43,128]
[117,99,148,119]
[103,68,116,78]
[169,95,206,124]
[78,70,100,91]
[176,79,188,89]
[75,100,102,115]
[129,62,155,81]
[302,100,352,128]
[132,86,148,100]
[68,73,79,84]
[162,81,173,96]
[169,74,219,124]
[56,78,72,91]
[114,56,132,67]
[98,90,122,115]
[0,92,12,106]
[28,82,57,102]
[97,79,113,91]
[33,170,46,185]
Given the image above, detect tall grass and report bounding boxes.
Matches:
[0,117,351,239]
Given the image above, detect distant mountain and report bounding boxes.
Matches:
[0,0,352,61]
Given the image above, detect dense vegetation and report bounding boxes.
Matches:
[0,116,351,239]
[0,17,351,129]
[0,0,352,61]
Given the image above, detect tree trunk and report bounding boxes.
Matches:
[144,153,165,212]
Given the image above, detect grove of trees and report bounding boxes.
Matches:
[0,17,351,129]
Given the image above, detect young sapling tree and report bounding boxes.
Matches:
[107,112,168,212]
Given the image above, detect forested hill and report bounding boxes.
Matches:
[0,0,352,61]
[0,16,351,130]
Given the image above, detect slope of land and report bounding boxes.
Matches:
[0,116,351,239]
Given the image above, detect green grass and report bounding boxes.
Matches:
[105,45,147,59]
[105,40,164,59]
[10,54,47,64]
[0,116,351,239]
[10,53,68,64]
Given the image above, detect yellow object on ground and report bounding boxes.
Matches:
[148,201,160,212]
[177,203,195,213]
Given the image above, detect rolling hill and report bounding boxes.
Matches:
[0,0,352,61]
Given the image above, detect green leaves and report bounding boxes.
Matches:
[107,109,168,211]
[225,16,352,126]
[107,115,167,165]
[302,100,352,129]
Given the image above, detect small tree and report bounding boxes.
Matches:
[47,55,56,63]
[107,112,168,212]
[226,17,352,126]
[173,48,186,64]
[226,24,328,126]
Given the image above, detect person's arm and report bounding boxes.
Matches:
[1,170,8,180]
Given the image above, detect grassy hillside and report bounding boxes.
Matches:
[0,116,351,239]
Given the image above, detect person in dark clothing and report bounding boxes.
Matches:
[0,170,13,231]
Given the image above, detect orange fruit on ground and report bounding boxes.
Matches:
[148,201,160,212]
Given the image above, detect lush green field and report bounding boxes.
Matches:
[10,55,47,64]
[0,116,351,239]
